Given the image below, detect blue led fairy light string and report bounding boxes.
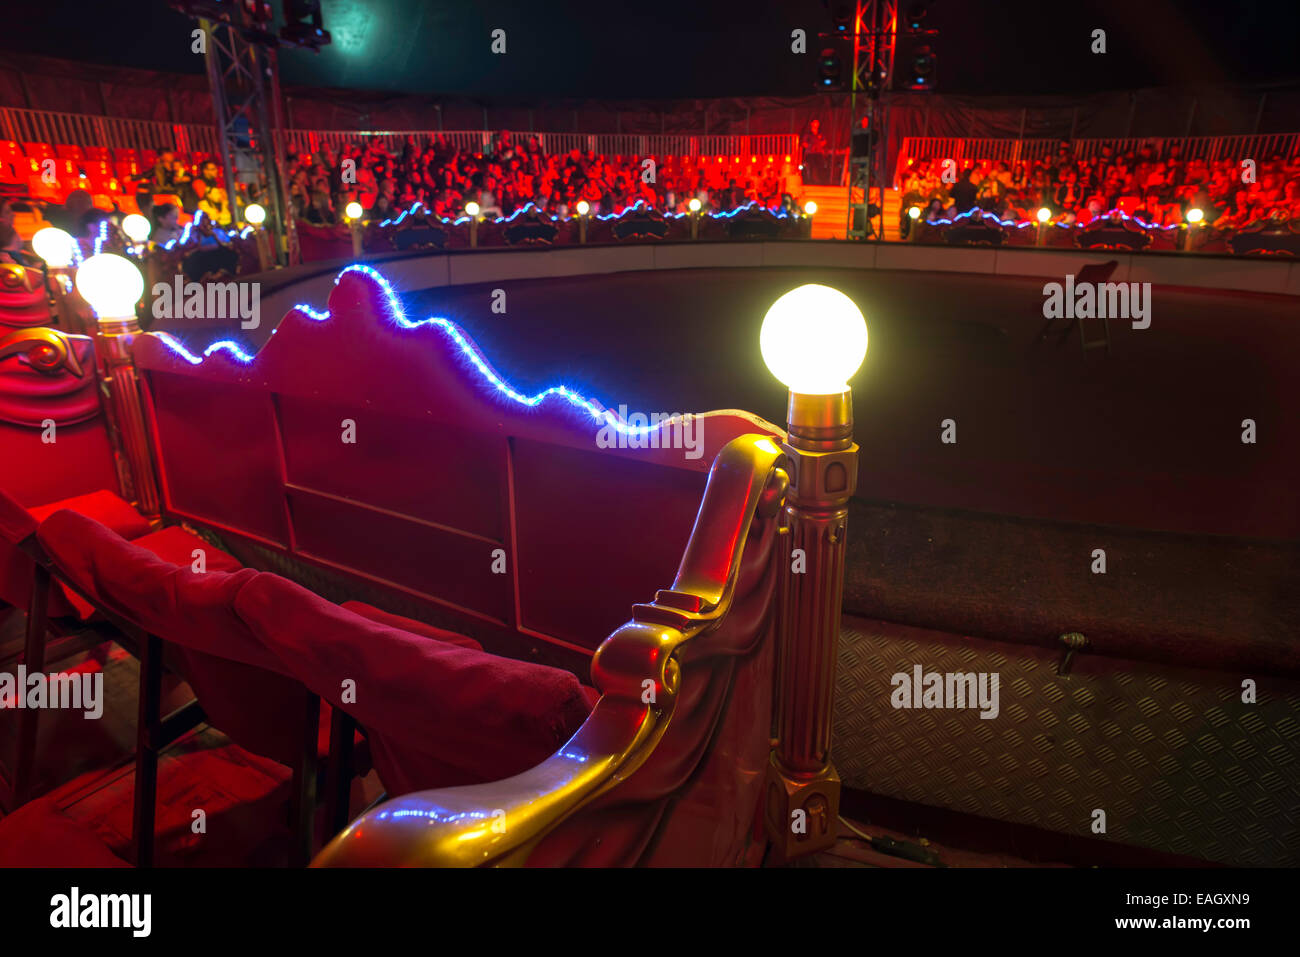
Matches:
[151,262,680,437]
[375,197,788,227]
[152,333,258,365]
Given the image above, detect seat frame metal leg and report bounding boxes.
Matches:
[132,632,162,868]
[12,563,52,808]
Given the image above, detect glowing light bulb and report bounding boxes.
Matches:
[761,284,867,395]
[32,227,76,268]
[345,201,363,221]
[908,205,921,220]
[576,200,590,216]
[465,201,480,218]
[244,203,266,225]
[1036,207,1052,223]
[122,213,151,243]
[804,200,818,215]
[75,253,144,320]
[1186,207,1204,224]
[688,198,701,212]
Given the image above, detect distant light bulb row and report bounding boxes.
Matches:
[902,204,1207,226]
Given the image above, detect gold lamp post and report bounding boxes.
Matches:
[760,283,867,861]
[1183,207,1204,253]
[244,203,271,271]
[465,201,481,248]
[688,197,701,239]
[75,253,160,520]
[344,201,364,258]
[1035,206,1052,246]
[576,199,590,243]
[32,227,78,329]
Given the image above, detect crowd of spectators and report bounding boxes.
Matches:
[285,131,803,224]
[900,141,1300,231]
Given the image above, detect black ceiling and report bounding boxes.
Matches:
[3,0,1297,99]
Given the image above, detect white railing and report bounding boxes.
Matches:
[282,129,799,161]
[0,107,799,165]
[0,107,220,155]
[896,133,1300,184]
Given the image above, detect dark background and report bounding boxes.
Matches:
[3,0,1298,99]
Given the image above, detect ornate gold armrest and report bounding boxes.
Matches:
[0,327,85,377]
[312,433,788,867]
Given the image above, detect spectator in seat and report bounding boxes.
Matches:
[304,189,336,225]
[801,118,830,185]
[949,168,978,214]
[142,151,177,193]
[43,189,94,234]
[199,184,232,226]
[151,202,182,245]
[0,222,34,266]
[1135,192,1170,227]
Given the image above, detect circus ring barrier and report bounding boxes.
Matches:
[132,265,816,866]
[133,242,1300,867]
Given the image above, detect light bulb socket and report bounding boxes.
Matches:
[96,315,141,336]
[786,389,853,451]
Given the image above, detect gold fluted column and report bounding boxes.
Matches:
[765,388,857,860]
[95,316,161,521]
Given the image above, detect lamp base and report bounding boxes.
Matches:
[763,754,841,862]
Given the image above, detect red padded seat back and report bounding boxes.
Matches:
[234,573,594,795]
[0,333,118,507]
[35,509,317,768]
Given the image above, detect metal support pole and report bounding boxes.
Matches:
[95,316,161,521]
[764,389,858,860]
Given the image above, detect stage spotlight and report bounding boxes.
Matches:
[122,214,151,243]
[244,203,266,225]
[1186,208,1204,224]
[804,200,818,215]
[1036,207,1052,223]
[280,0,331,50]
[818,48,845,90]
[32,227,76,268]
[827,2,854,34]
[904,1,930,31]
[76,253,144,322]
[465,201,480,218]
[908,45,936,88]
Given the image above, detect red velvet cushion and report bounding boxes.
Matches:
[132,525,245,574]
[0,487,149,617]
[29,490,152,540]
[339,603,602,708]
[235,573,593,795]
[340,600,484,650]
[34,509,267,666]
[35,510,325,769]
[0,798,129,867]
